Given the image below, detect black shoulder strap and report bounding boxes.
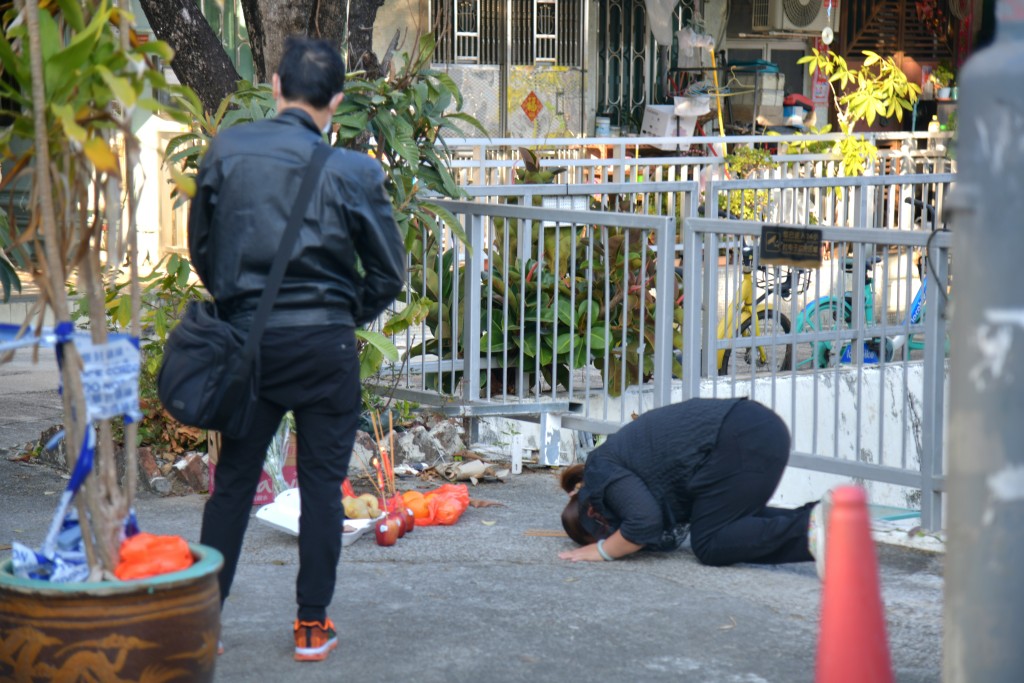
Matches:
[242,143,333,357]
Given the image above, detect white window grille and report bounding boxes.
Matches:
[455,0,481,63]
[433,0,581,67]
[534,0,557,63]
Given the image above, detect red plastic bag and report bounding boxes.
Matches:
[115,533,194,580]
[417,484,470,526]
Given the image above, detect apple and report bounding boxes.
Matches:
[388,511,406,538]
[403,507,415,533]
[375,519,399,547]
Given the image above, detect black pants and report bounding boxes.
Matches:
[200,324,360,621]
[687,400,814,566]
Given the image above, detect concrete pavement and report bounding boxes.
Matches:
[0,343,944,683]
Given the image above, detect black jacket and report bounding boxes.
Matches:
[578,398,745,547]
[189,109,406,329]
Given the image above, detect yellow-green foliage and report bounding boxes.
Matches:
[797,49,921,175]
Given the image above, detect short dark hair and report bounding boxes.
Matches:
[276,36,345,109]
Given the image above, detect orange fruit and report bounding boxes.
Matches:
[401,490,424,504]
[405,497,430,519]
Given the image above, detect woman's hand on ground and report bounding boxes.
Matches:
[558,543,604,562]
[558,531,643,562]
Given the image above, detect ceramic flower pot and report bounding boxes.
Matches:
[0,543,222,682]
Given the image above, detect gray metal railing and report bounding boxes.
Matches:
[681,217,952,529]
[372,200,676,464]
[374,166,955,530]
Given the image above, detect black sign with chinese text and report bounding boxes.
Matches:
[760,225,822,268]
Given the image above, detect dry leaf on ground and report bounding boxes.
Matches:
[468,498,504,508]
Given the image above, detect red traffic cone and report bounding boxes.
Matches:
[815,485,893,683]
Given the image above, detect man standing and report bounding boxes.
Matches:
[188,36,405,662]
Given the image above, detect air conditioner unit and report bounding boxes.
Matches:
[752,0,839,33]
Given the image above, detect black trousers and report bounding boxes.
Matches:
[200,324,360,621]
[687,400,815,566]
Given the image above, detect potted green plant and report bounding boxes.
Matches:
[0,4,221,679]
[932,61,956,99]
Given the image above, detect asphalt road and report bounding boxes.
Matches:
[0,348,944,682]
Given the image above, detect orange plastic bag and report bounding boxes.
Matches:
[417,484,470,526]
[115,533,194,581]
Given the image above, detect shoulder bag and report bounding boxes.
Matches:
[157,144,332,438]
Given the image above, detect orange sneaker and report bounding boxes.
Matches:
[293,618,338,662]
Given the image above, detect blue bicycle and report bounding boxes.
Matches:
[794,198,947,368]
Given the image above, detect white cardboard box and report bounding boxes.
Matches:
[640,104,679,138]
[641,104,703,151]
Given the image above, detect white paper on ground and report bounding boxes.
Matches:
[255,488,378,546]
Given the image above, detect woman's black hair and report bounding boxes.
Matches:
[560,463,596,546]
[276,36,345,109]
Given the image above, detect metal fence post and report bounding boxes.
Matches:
[652,217,675,408]
[462,213,484,405]
[944,3,1024,680]
[681,217,704,399]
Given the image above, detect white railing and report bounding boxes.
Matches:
[444,131,956,186]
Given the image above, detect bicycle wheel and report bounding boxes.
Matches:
[718,310,792,375]
[797,301,842,369]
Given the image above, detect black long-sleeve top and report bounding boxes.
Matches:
[188,109,406,329]
[578,398,745,548]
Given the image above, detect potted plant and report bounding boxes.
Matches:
[0,4,221,679]
[931,61,956,99]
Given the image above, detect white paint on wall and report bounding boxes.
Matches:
[988,465,1024,502]
[970,308,1024,391]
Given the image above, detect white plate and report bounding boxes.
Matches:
[254,488,381,546]
[342,518,377,547]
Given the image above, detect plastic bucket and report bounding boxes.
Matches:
[595,116,611,136]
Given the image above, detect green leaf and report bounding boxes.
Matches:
[96,64,138,108]
[54,0,86,31]
[433,71,463,110]
[44,5,106,96]
[358,343,384,380]
[176,262,191,288]
[134,39,175,62]
[155,308,167,340]
[356,328,400,363]
[376,113,420,164]
[51,103,87,143]
[480,331,506,353]
[116,295,132,329]
[556,297,573,327]
[442,111,489,137]
[587,325,609,351]
[555,331,574,355]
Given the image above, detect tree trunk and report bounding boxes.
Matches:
[136,0,242,113]
[348,0,387,74]
[239,0,346,84]
[139,1,381,112]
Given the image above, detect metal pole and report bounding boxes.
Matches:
[944,2,1024,680]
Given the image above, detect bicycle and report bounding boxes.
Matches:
[716,242,810,375]
[794,254,889,368]
[793,197,948,367]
